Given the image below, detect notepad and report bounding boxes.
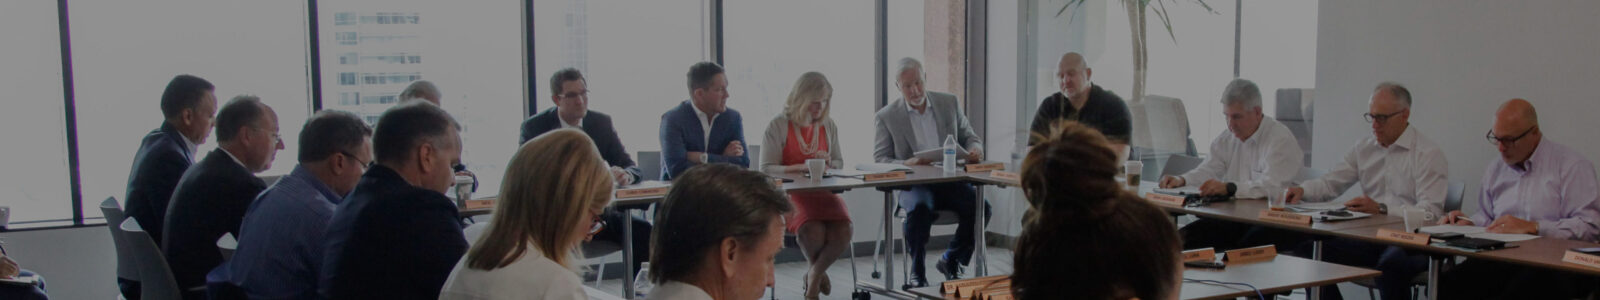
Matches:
[1417,225,1540,242]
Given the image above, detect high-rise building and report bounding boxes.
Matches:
[324,11,425,124]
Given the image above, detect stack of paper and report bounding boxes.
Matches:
[1418,225,1540,242]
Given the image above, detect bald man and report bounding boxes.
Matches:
[1284,82,1448,300]
[1029,52,1132,154]
[399,80,441,105]
[1437,99,1600,299]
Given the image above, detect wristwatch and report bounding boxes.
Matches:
[1378,203,1389,214]
[698,153,709,163]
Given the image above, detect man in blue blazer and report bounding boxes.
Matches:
[320,102,467,300]
[659,62,748,180]
[121,74,215,299]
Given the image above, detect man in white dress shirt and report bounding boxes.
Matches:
[1285,82,1449,300]
[1162,78,1304,251]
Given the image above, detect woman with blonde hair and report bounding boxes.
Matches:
[440,129,614,299]
[759,71,850,300]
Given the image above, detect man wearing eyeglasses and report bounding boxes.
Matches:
[1283,82,1449,300]
[1434,99,1600,299]
[215,110,372,299]
[520,68,653,274]
[163,96,285,299]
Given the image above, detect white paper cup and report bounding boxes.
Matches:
[0,206,9,228]
[1123,161,1143,189]
[453,175,474,204]
[806,159,827,180]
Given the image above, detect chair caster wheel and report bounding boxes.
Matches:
[871,271,881,279]
[852,291,871,300]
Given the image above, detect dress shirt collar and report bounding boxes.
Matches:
[288,164,343,203]
[1509,138,1555,174]
[1377,124,1420,151]
[904,97,933,115]
[649,281,714,300]
[219,147,251,172]
[690,99,718,122]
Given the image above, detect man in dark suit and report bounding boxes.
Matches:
[121,74,215,299]
[659,62,748,180]
[162,96,283,299]
[126,75,216,246]
[320,101,467,300]
[521,67,652,272]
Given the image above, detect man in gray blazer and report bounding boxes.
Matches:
[874,57,991,287]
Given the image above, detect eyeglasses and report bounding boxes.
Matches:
[338,151,373,169]
[559,90,589,100]
[1362,109,1408,124]
[1486,126,1537,146]
[452,163,467,173]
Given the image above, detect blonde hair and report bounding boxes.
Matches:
[783,72,833,125]
[466,129,613,270]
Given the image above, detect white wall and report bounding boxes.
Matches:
[1314,0,1600,213]
[0,227,120,300]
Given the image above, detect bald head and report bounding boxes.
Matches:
[1056,52,1093,99]
[400,80,441,105]
[1491,98,1543,165]
[1495,98,1539,129]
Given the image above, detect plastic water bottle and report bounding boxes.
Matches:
[632,262,654,299]
[942,134,958,174]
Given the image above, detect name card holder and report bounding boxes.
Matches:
[966,163,1005,173]
[463,199,495,210]
[1376,228,1430,246]
[616,186,670,198]
[1145,192,1186,207]
[940,275,1008,295]
[1182,248,1217,263]
[989,170,1020,182]
[863,171,908,182]
[1562,251,1600,270]
[1258,210,1313,226]
[974,285,1013,300]
[960,281,1011,300]
[1224,245,1277,264]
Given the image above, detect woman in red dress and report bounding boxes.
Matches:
[759,72,850,300]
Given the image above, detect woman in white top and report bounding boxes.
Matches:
[440,129,615,300]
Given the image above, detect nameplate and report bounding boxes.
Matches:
[982,292,1014,300]
[940,275,1008,295]
[975,285,1012,300]
[1376,228,1430,246]
[1182,248,1217,263]
[1562,251,1600,270]
[1224,245,1277,264]
[966,163,1005,173]
[1145,192,1186,207]
[615,186,670,198]
[959,280,1011,299]
[463,199,495,210]
[989,170,1020,182]
[863,171,907,182]
[1258,210,1313,226]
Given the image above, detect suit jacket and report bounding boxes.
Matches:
[125,122,196,245]
[162,148,268,293]
[320,165,467,300]
[873,91,984,164]
[520,108,642,182]
[659,100,748,180]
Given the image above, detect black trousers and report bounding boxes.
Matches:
[902,182,991,278]
[1439,259,1599,300]
[592,205,653,273]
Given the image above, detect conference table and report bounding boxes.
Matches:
[457,163,1012,299]
[1128,182,1600,299]
[905,255,1380,300]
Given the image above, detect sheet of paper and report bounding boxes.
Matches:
[1417,225,1486,235]
[912,146,968,161]
[1467,232,1540,242]
[826,169,871,177]
[1291,210,1372,221]
[855,163,912,173]
[1286,202,1346,212]
[1154,186,1201,195]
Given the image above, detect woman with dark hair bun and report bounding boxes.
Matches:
[1011,121,1183,300]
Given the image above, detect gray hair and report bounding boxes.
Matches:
[1220,78,1262,109]
[1374,82,1412,108]
[399,80,441,103]
[896,57,925,80]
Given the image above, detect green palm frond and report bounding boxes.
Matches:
[1055,0,1218,43]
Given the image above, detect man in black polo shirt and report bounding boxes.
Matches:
[1028,52,1132,155]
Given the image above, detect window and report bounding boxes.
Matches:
[339,53,358,65]
[887,0,968,107]
[0,1,72,224]
[336,12,356,26]
[724,0,874,165]
[71,0,311,220]
[533,0,708,155]
[1240,0,1318,116]
[339,72,357,85]
[336,32,358,46]
[319,0,523,196]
